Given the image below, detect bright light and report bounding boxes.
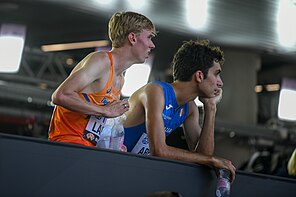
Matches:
[121,63,151,97]
[194,97,203,107]
[41,40,110,52]
[185,0,208,30]
[0,36,24,73]
[94,0,116,6]
[278,89,296,121]
[127,0,149,11]
[265,84,280,92]
[255,85,263,93]
[276,0,296,47]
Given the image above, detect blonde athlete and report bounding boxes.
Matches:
[49,11,156,146]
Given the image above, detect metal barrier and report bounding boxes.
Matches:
[0,133,295,197]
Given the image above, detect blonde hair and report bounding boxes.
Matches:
[108,11,156,48]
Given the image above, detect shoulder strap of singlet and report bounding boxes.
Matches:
[105,51,114,86]
[106,51,123,92]
[106,51,113,65]
[153,81,177,107]
[153,80,189,117]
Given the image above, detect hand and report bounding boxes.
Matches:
[211,155,236,183]
[213,88,223,104]
[199,89,223,107]
[120,144,127,152]
[104,100,129,118]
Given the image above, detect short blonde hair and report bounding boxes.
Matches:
[108,11,157,48]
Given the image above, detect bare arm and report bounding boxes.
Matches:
[196,89,223,154]
[182,101,202,152]
[142,84,236,181]
[52,52,128,117]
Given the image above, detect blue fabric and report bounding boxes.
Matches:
[82,93,90,102]
[124,81,189,152]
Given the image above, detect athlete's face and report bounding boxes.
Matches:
[199,61,223,98]
[133,29,155,63]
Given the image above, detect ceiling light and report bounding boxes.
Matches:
[41,40,110,52]
[185,0,208,30]
[0,23,26,73]
[277,0,296,48]
[278,78,296,121]
[265,84,280,92]
[127,0,149,11]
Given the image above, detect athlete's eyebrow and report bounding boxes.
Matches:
[148,34,155,38]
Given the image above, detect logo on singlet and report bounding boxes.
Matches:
[165,104,173,110]
[179,108,184,117]
[142,136,149,145]
[106,87,112,94]
[101,97,110,105]
[164,127,172,134]
[162,114,172,120]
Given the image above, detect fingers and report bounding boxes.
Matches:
[105,99,130,117]
[120,144,127,152]
[121,99,129,109]
[213,156,236,183]
[225,162,236,183]
[229,166,236,183]
[214,89,222,104]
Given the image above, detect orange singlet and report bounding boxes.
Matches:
[48,52,122,146]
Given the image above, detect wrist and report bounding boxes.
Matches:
[207,155,216,167]
[204,104,217,113]
[97,105,107,117]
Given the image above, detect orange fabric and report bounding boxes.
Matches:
[48,52,122,146]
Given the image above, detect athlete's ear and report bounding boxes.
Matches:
[127,32,137,45]
[195,70,204,83]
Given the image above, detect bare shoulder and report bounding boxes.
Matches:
[138,82,165,108]
[188,100,199,117]
[84,51,110,68]
[188,100,198,109]
[143,82,164,95]
[72,51,110,76]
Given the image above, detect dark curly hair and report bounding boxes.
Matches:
[172,40,224,81]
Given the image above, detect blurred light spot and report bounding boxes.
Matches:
[194,97,203,107]
[255,85,263,93]
[66,58,74,66]
[127,0,149,11]
[27,97,33,103]
[265,84,280,92]
[122,63,151,97]
[185,0,208,30]
[277,0,296,47]
[278,88,296,121]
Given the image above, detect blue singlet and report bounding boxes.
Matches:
[124,81,189,155]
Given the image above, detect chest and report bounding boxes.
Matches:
[87,72,123,93]
[162,105,188,135]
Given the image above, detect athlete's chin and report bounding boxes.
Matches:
[135,58,146,64]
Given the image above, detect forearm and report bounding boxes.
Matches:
[195,105,216,155]
[152,145,213,167]
[152,144,236,182]
[52,92,106,116]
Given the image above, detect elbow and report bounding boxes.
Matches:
[150,145,169,158]
[51,91,66,106]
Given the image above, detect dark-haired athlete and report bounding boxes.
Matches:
[124,40,236,182]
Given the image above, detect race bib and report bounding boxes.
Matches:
[131,133,150,155]
[83,115,107,145]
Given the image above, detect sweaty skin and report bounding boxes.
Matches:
[124,62,236,182]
